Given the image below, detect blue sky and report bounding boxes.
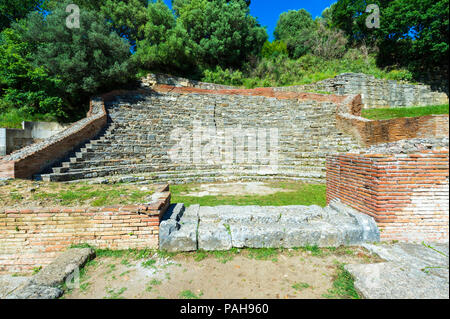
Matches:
[163,0,337,41]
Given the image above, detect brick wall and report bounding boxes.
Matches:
[0,186,170,274]
[0,99,107,179]
[326,150,449,242]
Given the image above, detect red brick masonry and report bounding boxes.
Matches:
[327,150,449,243]
[0,185,170,274]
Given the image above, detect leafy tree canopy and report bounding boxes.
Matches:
[273,9,316,58]
[0,0,41,32]
[14,0,135,118]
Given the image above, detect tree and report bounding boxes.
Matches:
[331,0,449,73]
[261,40,288,59]
[44,0,149,46]
[133,0,196,74]
[0,25,63,117]
[274,9,316,58]
[0,0,40,32]
[176,0,267,69]
[18,0,135,118]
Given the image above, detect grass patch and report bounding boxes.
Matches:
[179,290,203,299]
[141,259,157,268]
[292,282,311,291]
[247,248,280,261]
[171,182,326,207]
[302,245,324,257]
[361,104,449,120]
[33,187,150,207]
[0,180,155,208]
[322,264,360,299]
[104,287,127,299]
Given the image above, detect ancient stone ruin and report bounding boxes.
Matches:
[0,73,448,276]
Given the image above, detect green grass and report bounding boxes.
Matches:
[0,108,56,129]
[202,51,414,89]
[179,290,203,299]
[361,104,449,120]
[322,264,360,299]
[170,182,327,207]
[292,282,311,291]
[32,187,150,207]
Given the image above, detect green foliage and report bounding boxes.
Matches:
[261,40,288,59]
[228,49,412,88]
[176,0,267,69]
[0,107,56,128]
[274,9,316,58]
[0,0,40,32]
[133,0,196,74]
[0,27,64,118]
[100,0,149,45]
[14,1,135,119]
[331,0,449,73]
[361,104,449,120]
[322,264,360,299]
[202,66,244,86]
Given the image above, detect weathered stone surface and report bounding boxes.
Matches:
[159,204,198,252]
[161,203,379,251]
[0,275,29,299]
[346,242,449,299]
[2,248,95,299]
[5,284,63,300]
[346,262,448,299]
[275,73,448,108]
[30,248,95,287]
[198,222,232,251]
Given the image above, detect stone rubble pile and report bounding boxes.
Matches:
[360,137,448,154]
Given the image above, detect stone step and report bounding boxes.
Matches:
[159,201,380,252]
[41,166,327,182]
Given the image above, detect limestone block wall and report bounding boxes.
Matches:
[0,185,170,274]
[326,150,449,243]
[104,87,362,182]
[274,73,449,109]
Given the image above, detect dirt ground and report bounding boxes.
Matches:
[64,247,381,299]
[178,182,291,197]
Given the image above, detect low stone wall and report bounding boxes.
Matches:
[0,99,107,179]
[0,185,170,274]
[274,73,449,109]
[326,149,449,243]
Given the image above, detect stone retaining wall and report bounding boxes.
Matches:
[274,73,449,109]
[326,150,449,243]
[0,185,170,274]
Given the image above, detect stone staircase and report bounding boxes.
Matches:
[37,92,361,183]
